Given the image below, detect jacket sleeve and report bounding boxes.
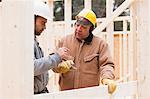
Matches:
[99,40,115,80]
[52,38,63,73]
[34,53,62,76]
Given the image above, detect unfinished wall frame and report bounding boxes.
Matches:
[1,0,150,99]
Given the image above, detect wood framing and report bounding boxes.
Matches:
[93,0,134,34]
[136,0,150,98]
[0,0,33,98]
[84,0,91,9]
[106,0,114,57]
[64,0,72,35]
[1,0,150,98]
[34,81,137,99]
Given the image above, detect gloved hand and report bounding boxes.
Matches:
[101,79,117,94]
[54,60,77,73]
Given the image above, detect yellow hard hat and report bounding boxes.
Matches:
[76,9,96,27]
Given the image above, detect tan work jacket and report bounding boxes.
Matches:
[58,34,115,91]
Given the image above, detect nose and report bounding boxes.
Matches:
[76,25,82,31]
[43,25,46,30]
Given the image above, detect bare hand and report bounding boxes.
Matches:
[56,47,71,60]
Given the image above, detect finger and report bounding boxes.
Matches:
[108,83,116,94]
[69,60,74,64]
[62,47,70,52]
[70,66,77,70]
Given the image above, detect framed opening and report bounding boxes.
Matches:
[92,0,106,18]
[72,0,84,20]
[53,0,64,21]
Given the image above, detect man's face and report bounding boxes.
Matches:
[74,18,92,40]
[35,16,47,36]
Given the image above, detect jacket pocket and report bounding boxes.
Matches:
[84,54,99,62]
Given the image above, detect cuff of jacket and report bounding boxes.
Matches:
[49,53,62,67]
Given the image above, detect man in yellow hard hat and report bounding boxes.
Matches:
[53,9,116,94]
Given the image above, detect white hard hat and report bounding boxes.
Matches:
[34,0,50,20]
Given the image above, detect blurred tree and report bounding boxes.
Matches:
[114,0,129,16]
[53,0,64,21]
[72,0,84,20]
[92,0,106,18]
[114,0,125,8]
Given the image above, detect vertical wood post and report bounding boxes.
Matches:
[106,0,114,58]
[0,0,33,99]
[84,0,91,9]
[64,0,72,35]
[137,0,150,98]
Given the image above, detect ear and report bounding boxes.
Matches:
[89,25,94,33]
[34,15,38,24]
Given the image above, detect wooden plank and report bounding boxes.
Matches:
[96,16,130,23]
[136,0,150,98]
[114,31,130,35]
[34,81,137,99]
[0,0,2,94]
[123,20,128,81]
[34,93,54,99]
[0,0,33,99]
[64,0,72,35]
[47,0,54,53]
[93,0,135,34]
[106,0,114,57]
[84,0,91,9]
[114,34,120,80]
[119,33,123,79]
[129,0,137,81]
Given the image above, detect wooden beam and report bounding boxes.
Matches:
[64,0,72,35]
[122,20,128,81]
[34,81,137,99]
[129,0,137,81]
[0,6,1,97]
[84,0,91,9]
[136,0,150,98]
[106,0,114,57]
[93,0,135,34]
[0,0,33,98]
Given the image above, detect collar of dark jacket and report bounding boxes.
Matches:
[84,33,93,44]
[76,33,93,44]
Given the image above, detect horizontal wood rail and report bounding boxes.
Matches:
[34,81,137,99]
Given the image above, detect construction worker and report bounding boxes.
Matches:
[53,9,116,94]
[34,1,73,94]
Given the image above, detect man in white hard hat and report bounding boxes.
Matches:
[53,9,116,94]
[34,1,73,94]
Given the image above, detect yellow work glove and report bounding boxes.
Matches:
[101,79,117,94]
[55,60,77,73]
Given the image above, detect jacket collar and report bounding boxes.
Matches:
[84,33,93,44]
[75,33,93,45]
